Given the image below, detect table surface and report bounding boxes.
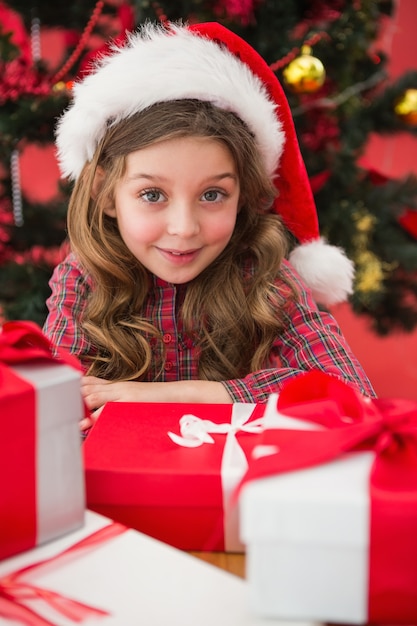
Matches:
[190,551,245,578]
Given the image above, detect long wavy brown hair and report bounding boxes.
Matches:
[67,99,296,381]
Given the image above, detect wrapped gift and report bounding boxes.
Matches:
[239,371,417,624]
[0,321,86,560]
[83,402,265,551]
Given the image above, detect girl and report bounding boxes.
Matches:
[43,22,375,431]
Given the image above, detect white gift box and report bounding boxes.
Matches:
[240,393,382,624]
[0,510,320,626]
[0,360,85,559]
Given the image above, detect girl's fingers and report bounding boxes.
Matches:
[79,417,93,432]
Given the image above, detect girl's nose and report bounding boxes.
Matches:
[166,202,200,238]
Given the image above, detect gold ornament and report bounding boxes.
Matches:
[283,45,326,94]
[52,81,73,94]
[355,251,384,295]
[394,88,417,126]
[355,213,376,234]
[52,81,67,92]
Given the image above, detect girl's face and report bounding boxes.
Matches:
[106,136,240,284]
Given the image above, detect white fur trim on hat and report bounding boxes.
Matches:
[56,23,285,180]
[289,238,355,305]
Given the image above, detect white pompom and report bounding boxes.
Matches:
[289,238,355,306]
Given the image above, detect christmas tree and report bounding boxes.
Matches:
[1,0,416,334]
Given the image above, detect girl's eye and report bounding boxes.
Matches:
[139,189,165,203]
[202,189,225,202]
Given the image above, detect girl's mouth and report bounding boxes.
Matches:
[157,247,200,264]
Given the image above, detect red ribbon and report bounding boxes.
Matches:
[238,371,417,624]
[0,361,37,559]
[0,320,82,370]
[0,521,127,626]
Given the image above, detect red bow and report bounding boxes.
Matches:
[0,320,81,371]
[239,370,417,484]
[238,371,417,624]
[0,320,89,422]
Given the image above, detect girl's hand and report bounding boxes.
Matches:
[80,376,142,432]
[79,375,233,432]
[81,376,142,410]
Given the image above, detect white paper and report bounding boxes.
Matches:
[0,510,321,626]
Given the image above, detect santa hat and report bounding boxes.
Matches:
[55,21,354,305]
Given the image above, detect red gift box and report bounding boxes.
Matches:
[0,321,86,560]
[83,402,265,551]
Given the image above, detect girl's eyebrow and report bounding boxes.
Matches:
[126,173,162,182]
[208,173,238,182]
[126,172,238,183]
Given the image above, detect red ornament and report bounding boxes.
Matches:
[367,168,417,241]
[215,0,256,25]
[398,208,417,240]
[309,170,331,193]
[300,112,340,152]
[0,58,50,104]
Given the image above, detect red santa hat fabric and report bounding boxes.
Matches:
[55,21,354,305]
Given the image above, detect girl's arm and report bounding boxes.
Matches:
[80,376,233,431]
[221,264,376,403]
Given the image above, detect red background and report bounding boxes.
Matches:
[332,0,417,400]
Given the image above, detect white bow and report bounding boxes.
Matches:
[167,403,264,552]
[167,405,263,448]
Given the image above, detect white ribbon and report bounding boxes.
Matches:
[168,404,263,551]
